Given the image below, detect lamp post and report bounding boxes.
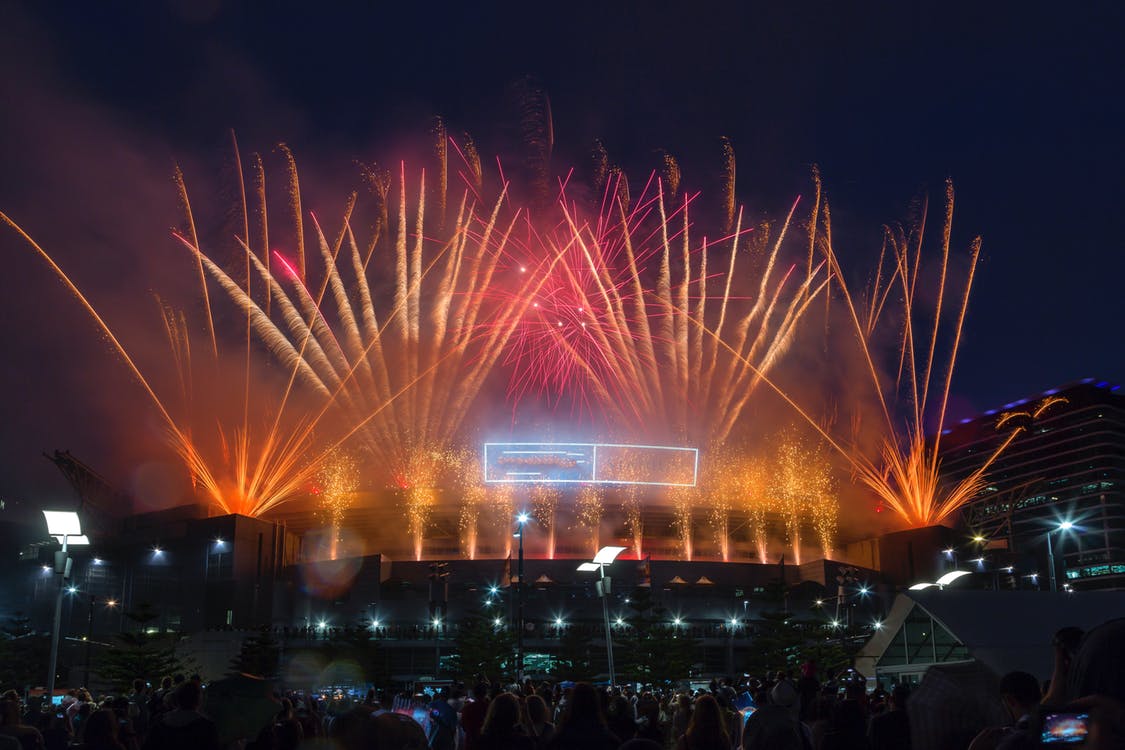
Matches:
[515,513,529,682]
[1047,521,1074,593]
[43,511,89,698]
[578,545,626,687]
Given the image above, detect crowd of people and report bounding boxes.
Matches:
[0,618,1120,750]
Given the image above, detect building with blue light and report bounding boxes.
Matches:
[939,380,1125,590]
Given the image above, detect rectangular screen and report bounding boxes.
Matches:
[483,442,698,487]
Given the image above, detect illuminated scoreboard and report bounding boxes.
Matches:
[482,442,698,487]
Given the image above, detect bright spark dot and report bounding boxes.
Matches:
[532,302,538,308]
[557,321,563,327]
[520,267,526,273]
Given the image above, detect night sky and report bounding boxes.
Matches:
[1,1,1123,514]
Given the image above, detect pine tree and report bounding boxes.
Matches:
[229,626,282,680]
[616,588,696,686]
[450,615,514,682]
[0,612,51,691]
[97,602,193,691]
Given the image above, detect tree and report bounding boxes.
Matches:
[616,588,696,685]
[97,602,194,691]
[0,612,51,691]
[449,615,514,683]
[554,626,595,681]
[229,626,281,680]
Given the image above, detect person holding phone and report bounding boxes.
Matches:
[968,671,1041,750]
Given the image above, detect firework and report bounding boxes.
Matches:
[575,485,604,556]
[316,450,359,560]
[191,151,571,557]
[823,181,1064,527]
[2,177,348,518]
[501,143,828,446]
[530,485,560,559]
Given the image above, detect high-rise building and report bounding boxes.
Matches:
[940,380,1125,590]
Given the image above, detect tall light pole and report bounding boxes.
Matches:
[578,545,626,687]
[515,513,529,682]
[43,511,89,697]
[1047,521,1074,593]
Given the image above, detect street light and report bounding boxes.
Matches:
[43,510,88,698]
[577,545,626,686]
[1047,521,1075,593]
[514,513,530,681]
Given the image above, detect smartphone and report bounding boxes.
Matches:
[51,695,65,706]
[1038,710,1089,745]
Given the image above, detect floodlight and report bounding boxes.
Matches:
[576,562,600,572]
[42,511,82,537]
[908,582,936,590]
[935,570,971,587]
[51,535,89,546]
[592,546,627,565]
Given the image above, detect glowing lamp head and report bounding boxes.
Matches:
[859,586,870,595]
[873,620,883,630]
[316,620,327,631]
[615,617,625,626]
[729,618,739,627]
[489,586,499,595]
[516,513,530,525]
[673,617,683,626]
[554,617,564,626]
[66,586,78,595]
[106,599,117,608]
[432,617,441,627]
[973,535,985,544]
[831,619,841,628]
[815,599,823,607]
[494,617,502,626]
[1058,521,1074,531]
[371,619,381,629]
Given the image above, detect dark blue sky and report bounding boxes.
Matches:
[1,1,1122,508]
